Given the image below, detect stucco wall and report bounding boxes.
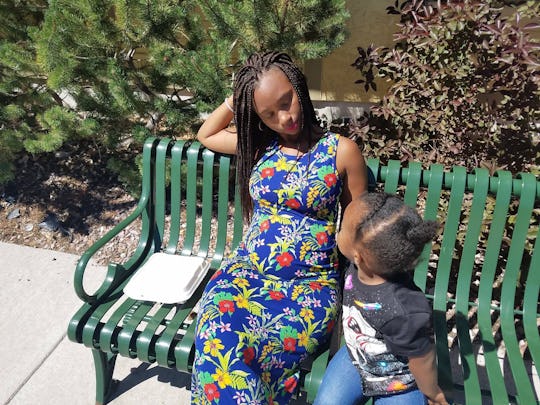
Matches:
[305,0,400,104]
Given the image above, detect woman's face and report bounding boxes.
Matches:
[253,67,302,138]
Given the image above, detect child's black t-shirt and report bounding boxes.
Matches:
[342,262,434,396]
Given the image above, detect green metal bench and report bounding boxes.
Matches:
[68,137,539,404]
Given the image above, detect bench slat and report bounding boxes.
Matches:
[136,304,175,362]
[523,216,540,372]
[499,173,537,404]
[476,170,513,404]
[416,164,444,292]
[210,153,232,269]
[181,143,201,255]
[434,166,467,396]
[198,149,215,257]
[100,296,139,354]
[154,300,197,368]
[155,138,171,250]
[455,167,489,403]
[166,140,187,253]
[402,161,422,207]
[118,300,154,357]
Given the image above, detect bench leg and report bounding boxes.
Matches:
[92,349,117,405]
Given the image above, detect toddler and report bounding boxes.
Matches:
[314,192,448,405]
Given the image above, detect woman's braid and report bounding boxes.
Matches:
[233,51,319,220]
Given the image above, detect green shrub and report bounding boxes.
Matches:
[351,0,539,174]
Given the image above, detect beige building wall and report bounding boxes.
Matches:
[305,0,400,103]
[306,1,537,106]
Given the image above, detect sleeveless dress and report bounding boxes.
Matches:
[191,133,343,404]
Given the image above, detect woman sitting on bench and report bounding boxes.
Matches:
[192,50,368,404]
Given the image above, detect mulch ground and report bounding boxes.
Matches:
[0,141,140,265]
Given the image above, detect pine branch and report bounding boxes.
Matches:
[280,0,291,35]
[126,52,156,101]
[48,89,64,107]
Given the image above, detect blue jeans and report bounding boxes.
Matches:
[313,346,427,405]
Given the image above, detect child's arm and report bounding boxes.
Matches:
[408,346,449,405]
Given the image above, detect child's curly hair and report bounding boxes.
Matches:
[355,192,439,276]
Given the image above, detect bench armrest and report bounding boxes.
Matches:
[73,195,150,303]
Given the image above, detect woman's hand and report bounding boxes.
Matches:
[196,96,237,154]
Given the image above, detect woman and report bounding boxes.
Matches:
[192,51,367,404]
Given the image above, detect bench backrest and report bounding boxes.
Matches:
[369,159,539,404]
[139,137,539,403]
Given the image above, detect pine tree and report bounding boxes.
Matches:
[183,0,350,107]
[36,0,210,145]
[1,0,350,185]
[195,0,349,60]
[0,0,68,183]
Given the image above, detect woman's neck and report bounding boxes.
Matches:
[278,126,321,153]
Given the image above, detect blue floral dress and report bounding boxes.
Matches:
[192,133,343,404]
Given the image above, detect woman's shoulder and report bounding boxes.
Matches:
[320,130,339,141]
[313,130,340,149]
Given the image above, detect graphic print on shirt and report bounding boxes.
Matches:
[342,273,416,395]
[343,303,386,364]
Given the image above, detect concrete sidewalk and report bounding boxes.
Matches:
[2,241,536,405]
[0,241,192,405]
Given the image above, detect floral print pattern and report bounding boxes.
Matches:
[192,133,343,404]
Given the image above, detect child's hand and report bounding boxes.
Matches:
[427,391,449,405]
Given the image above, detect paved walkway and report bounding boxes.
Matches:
[0,241,192,405]
[3,241,536,405]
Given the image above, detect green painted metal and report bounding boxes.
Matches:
[367,159,381,191]
[476,170,512,404]
[154,138,171,250]
[136,304,174,363]
[117,300,154,358]
[181,142,202,255]
[166,139,187,253]
[92,349,117,405]
[415,164,444,292]
[382,159,402,193]
[403,161,422,208]
[499,173,537,405]
[454,167,488,404]
[67,139,539,405]
[523,215,540,377]
[304,348,330,404]
[154,303,196,368]
[198,148,215,257]
[435,166,467,396]
[210,154,232,269]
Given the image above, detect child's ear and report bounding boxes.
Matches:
[353,250,363,268]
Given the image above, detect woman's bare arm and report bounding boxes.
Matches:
[196,96,238,154]
[336,136,368,210]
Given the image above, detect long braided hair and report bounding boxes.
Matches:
[233,51,320,220]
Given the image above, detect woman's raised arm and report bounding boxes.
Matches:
[196,95,238,155]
